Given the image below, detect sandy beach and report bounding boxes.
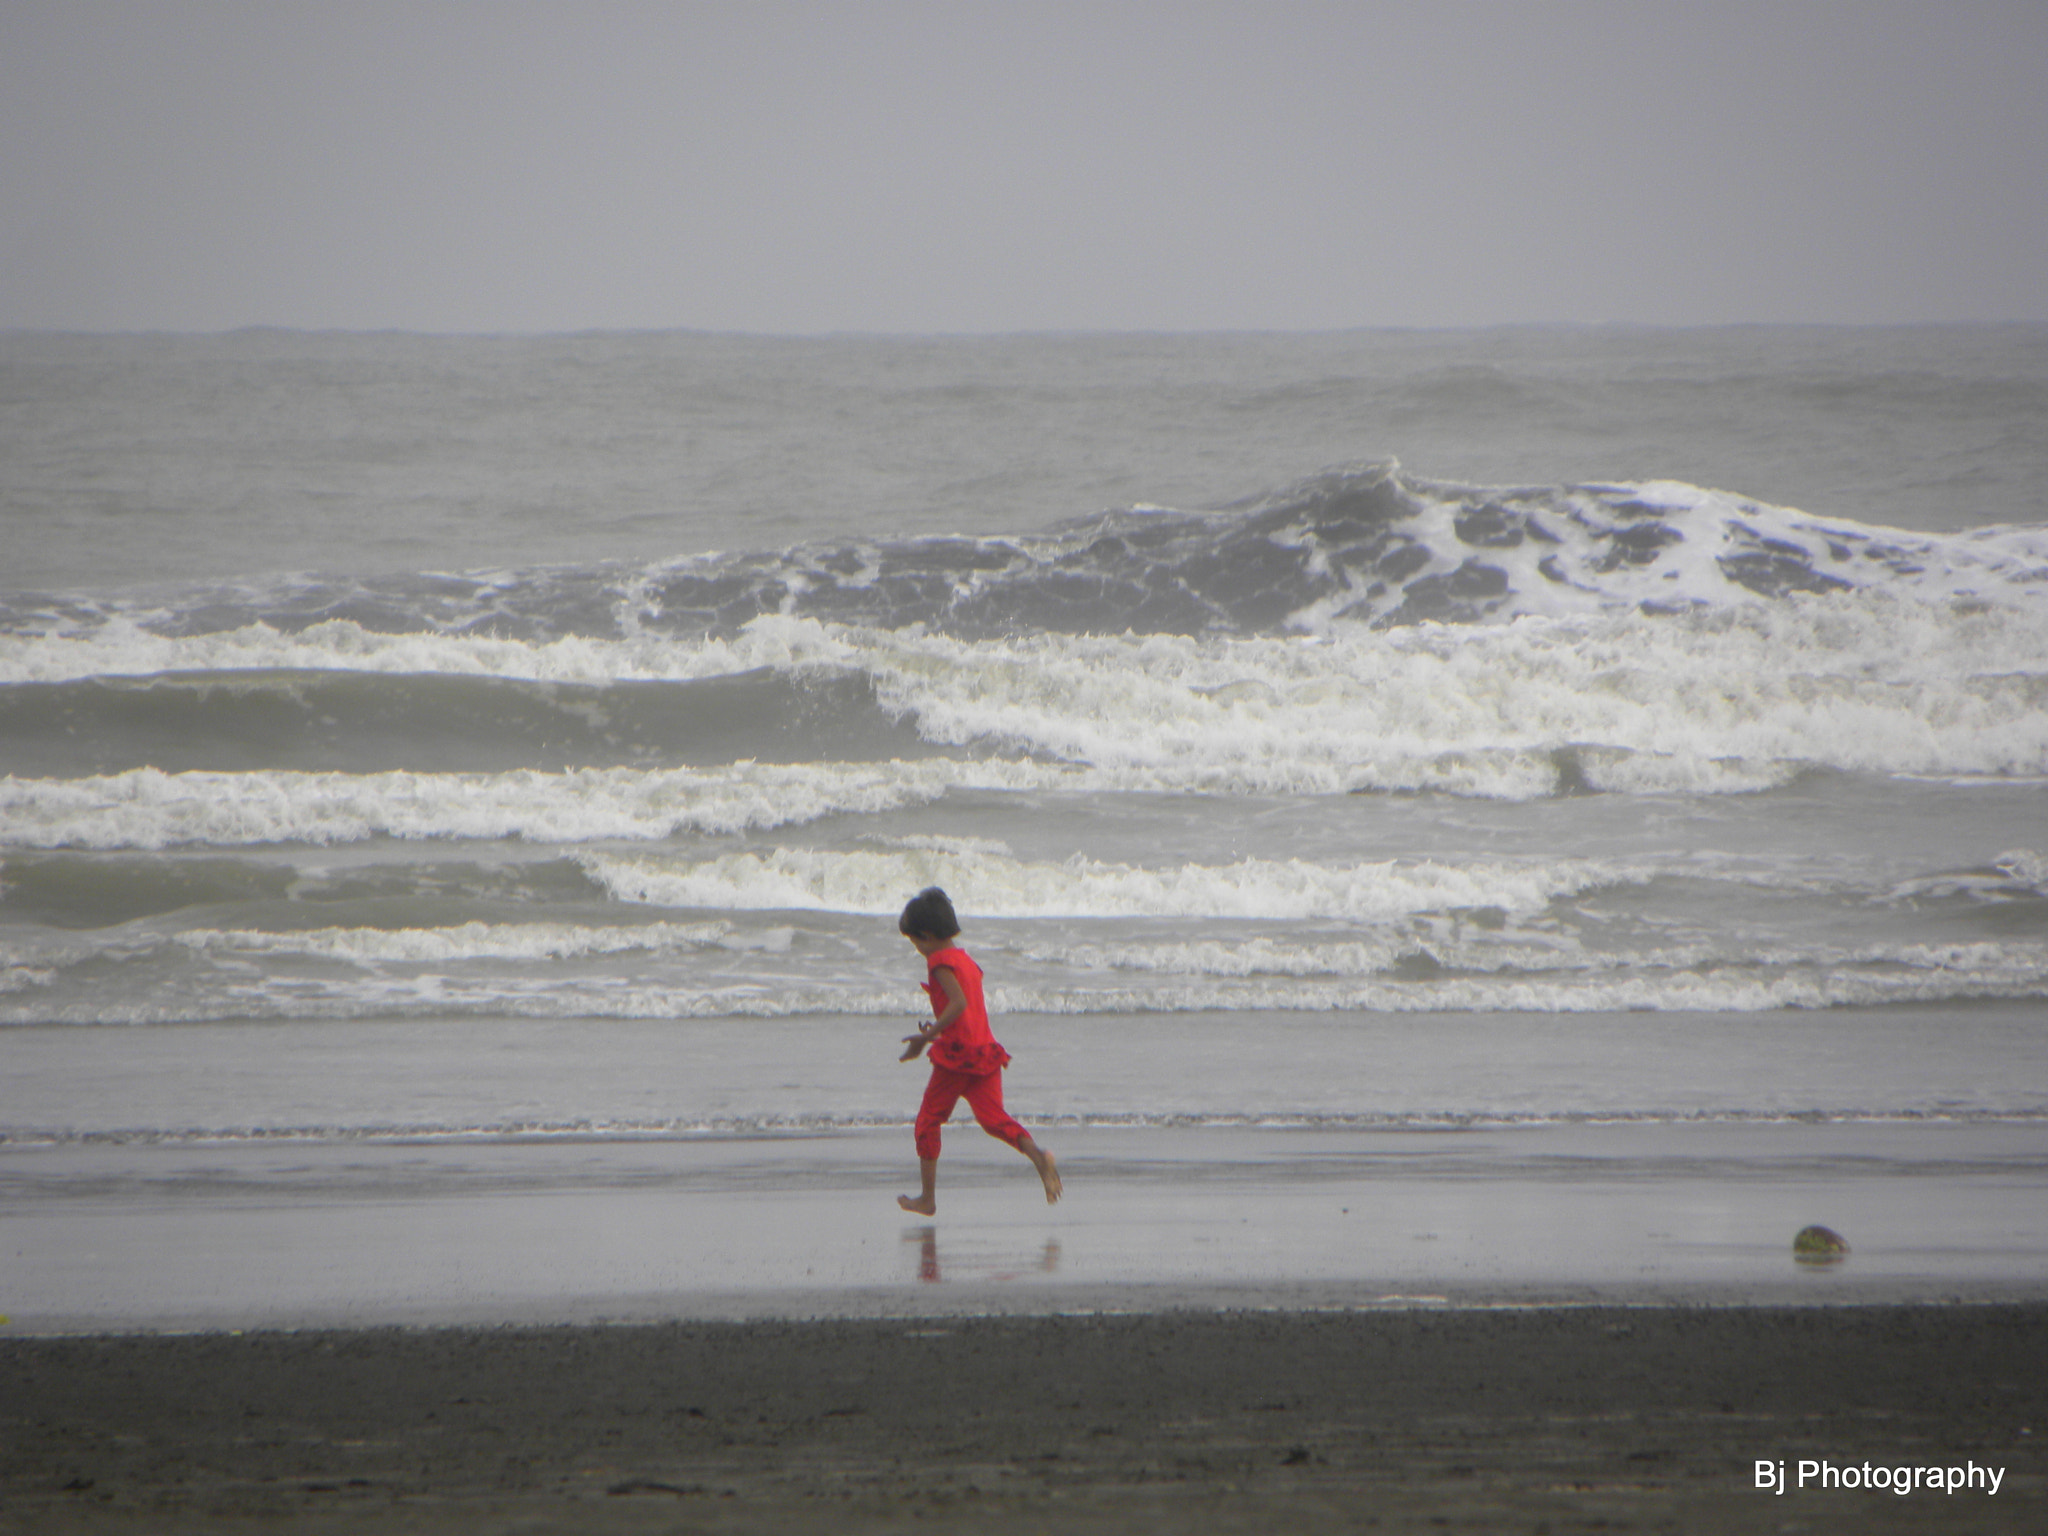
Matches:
[3,1306,2042,1534]
[3,1120,2044,1530]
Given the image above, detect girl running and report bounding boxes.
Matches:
[895,887,1061,1214]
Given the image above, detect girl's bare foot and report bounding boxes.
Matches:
[1036,1150,1062,1205]
[897,1193,936,1215]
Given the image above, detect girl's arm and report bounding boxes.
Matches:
[926,966,967,1032]
[900,966,967,1060]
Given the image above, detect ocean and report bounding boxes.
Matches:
[2,327,2046,1321]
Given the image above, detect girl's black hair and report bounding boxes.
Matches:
[899,886,960,940]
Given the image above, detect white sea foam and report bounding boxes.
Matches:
[6,589,2045,847]
[1400,480,2048,623]
[6,590,2045,802]
[0,612,863,687]
[1882,849,2048,903]
[1015,934,2045,988]
[168,920,784,965]
[1014,932,1598,980]
[977,965,2048,1015]
[10,946,2041,1026]
[0,759,1058,850]
[846,595,2048,790]
[582,846,1631,920]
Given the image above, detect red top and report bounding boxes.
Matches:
[923,945,1012,1076]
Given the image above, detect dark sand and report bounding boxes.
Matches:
[4,1305,2041,1533]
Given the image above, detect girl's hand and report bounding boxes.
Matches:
[899,1030,931,1062]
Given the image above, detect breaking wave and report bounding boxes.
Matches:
[5,589,2046,825]
[6,464,2044,648]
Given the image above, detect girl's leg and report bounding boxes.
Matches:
[1014,1134,1061,1205]
[962,1072,1062,1205]
[902,1069,964,1215]
[900,1157,939,1217]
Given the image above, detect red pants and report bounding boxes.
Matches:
[914,1065,1028,1161]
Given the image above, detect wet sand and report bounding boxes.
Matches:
[5,1120,2044,1529]
[7,1121,2048,1332]
[3,1306,2043,1533]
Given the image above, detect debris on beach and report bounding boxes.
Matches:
[1793,1225,1850,1264]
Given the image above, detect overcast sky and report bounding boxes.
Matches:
[4,0,2044,334]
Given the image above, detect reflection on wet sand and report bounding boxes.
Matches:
[907,1226,1062,1284]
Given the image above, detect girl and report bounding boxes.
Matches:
[896,887,1061,1214]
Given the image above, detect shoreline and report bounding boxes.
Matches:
[16,1279,2048,1344]
[4,1304,2041,1533]
[6,1118,2046,1335]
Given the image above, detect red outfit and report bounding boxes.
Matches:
[914,945,1026,1161]
[920,946,1010,1076]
